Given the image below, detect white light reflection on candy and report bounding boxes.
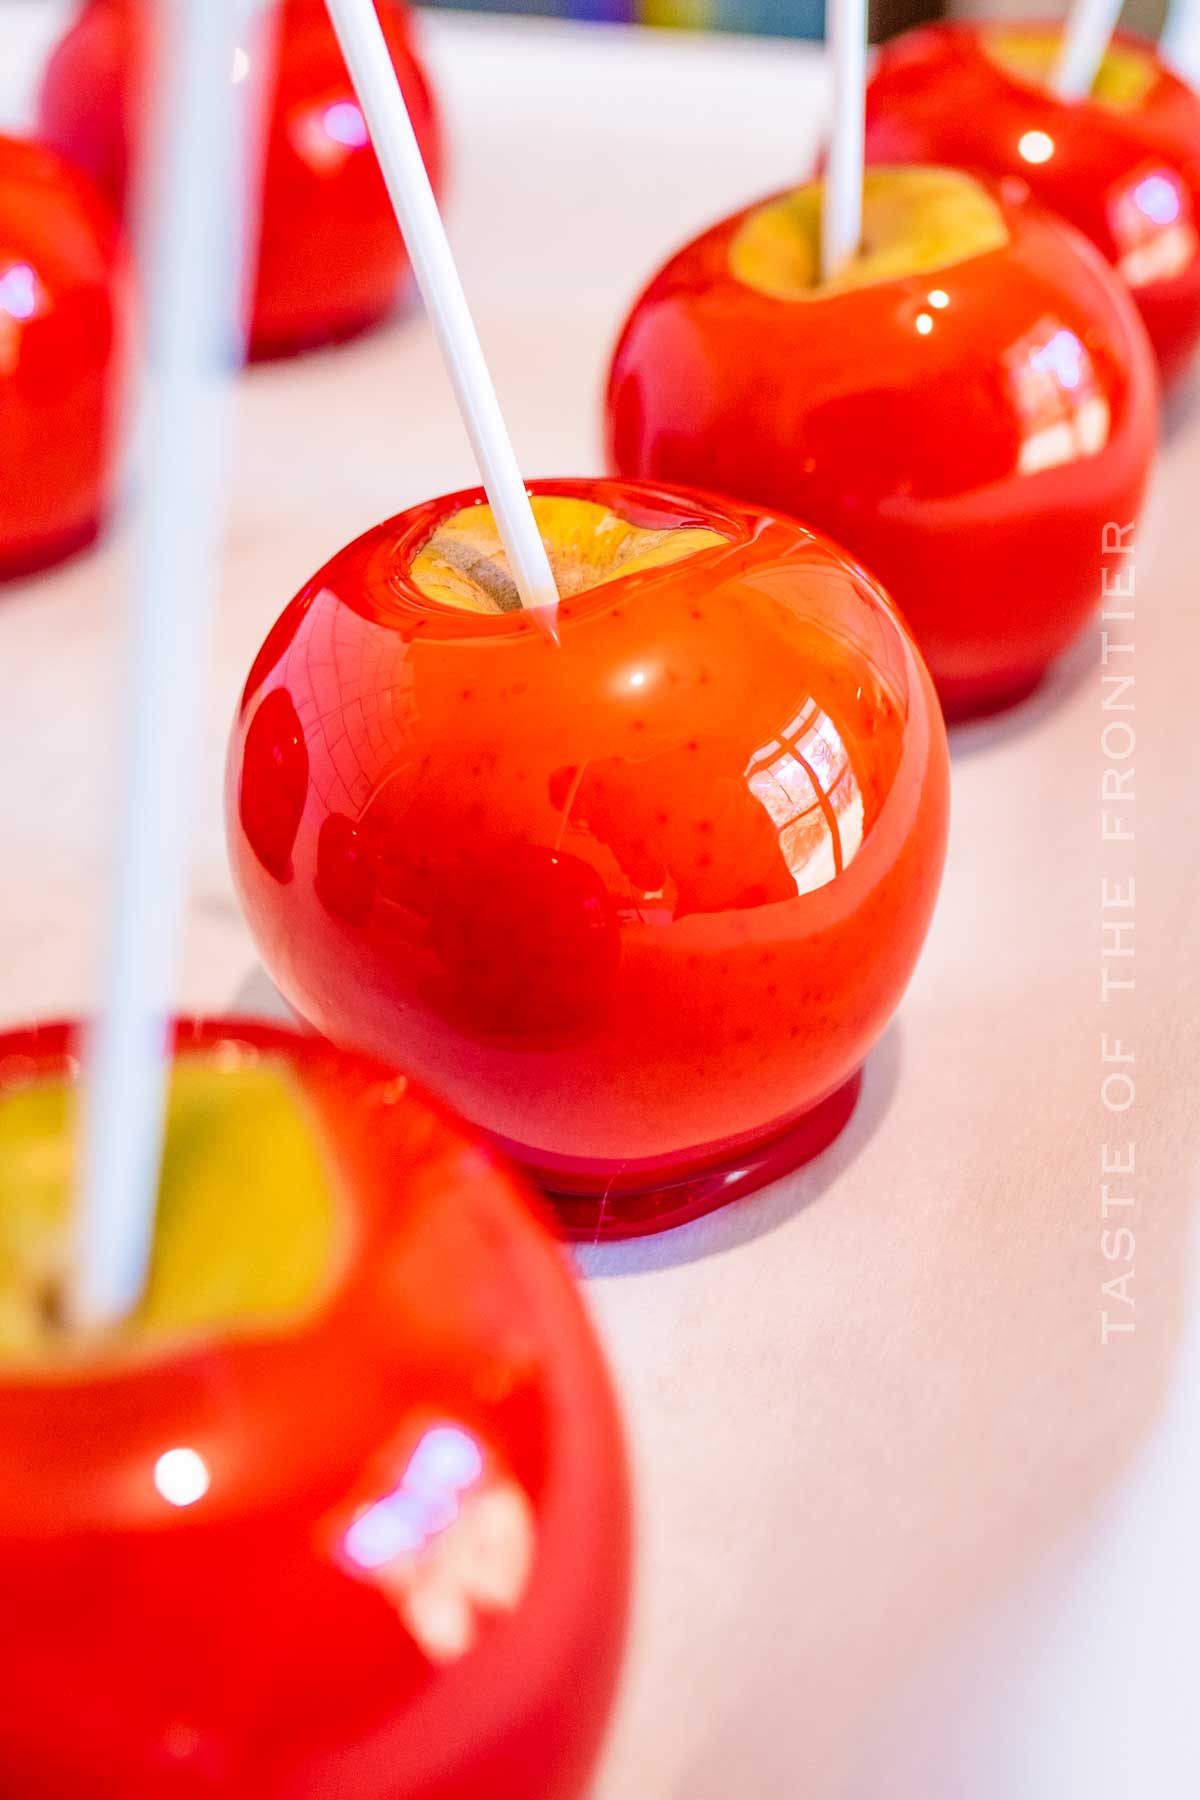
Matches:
[1133,171,1183,228]
[1018,129,1055,165]
[0,264,40,322]
[291,100,370,173]
[154,1447,210,1508]
[324,101,370,150]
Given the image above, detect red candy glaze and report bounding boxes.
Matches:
[0,135,128,580]
[38,0,441,360]
[226,479,950,1238]
[0,1018,629,1799]
[863,23,1200,388]
[606,182,1158,717]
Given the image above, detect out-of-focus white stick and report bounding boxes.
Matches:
[1053,0,1125,99]
[324,0,559,621]
[71,0,258,1329]
[1162,0,1200,85]
[822,0,868,283]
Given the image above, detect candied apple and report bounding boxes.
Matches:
[0,1017,629,1797]
[0,135,128,580]
[607,166,1158,717]
[227,479,950,1238]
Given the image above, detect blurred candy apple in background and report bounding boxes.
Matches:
[38,0,442,359]
[0,135,128,580]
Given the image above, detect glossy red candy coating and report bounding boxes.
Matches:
[0,135,128,580]
[606,183,1158,717]
[863,23,1200,388]
[0,1017,629,1799]
[226,479,950,1238]
[38,0,442,360]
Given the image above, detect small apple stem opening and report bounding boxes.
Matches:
[409,498,730,616]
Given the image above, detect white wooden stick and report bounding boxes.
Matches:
[71,0,258,1329]
[822,0,868,283]
[323,0,559,619]
[1053,0,1125,99]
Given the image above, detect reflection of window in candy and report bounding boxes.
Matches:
[1006,319,1111,476]
[745,703,864,898]
[1109,166,1198,288]
[338,1424,536,1664]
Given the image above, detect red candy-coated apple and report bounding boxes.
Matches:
[863,23,1200,387]
[226,479,950,1239]
[0,1017,629,1799]
[606,167,1158,717]
[0,135,128,580]
[38,0,442,360]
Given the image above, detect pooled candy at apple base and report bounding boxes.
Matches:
[38,0,442,360]
[0,134,129,580]
[863,23,1200,388]
[0,1018,629,1799]
[226,478,951,1240]
[606,166,1159,719]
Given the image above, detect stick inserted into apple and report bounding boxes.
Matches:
[325,0,560,624]
[1054,0,1127,99]
[822,0,867,280]
[607,0,1159,717]
[72,0,257,1329]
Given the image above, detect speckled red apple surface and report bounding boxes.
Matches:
[0,1016,629,1799]
[606,167,1158,718]
[225,478,950,1238]
[0,133,128,580]
[863,23,1200,388]
[38,0,441,359]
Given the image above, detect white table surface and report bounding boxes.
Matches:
[2,8,1199,1795]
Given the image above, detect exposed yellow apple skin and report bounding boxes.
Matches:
[729,166,1010,302]
[0,1058,342,1358]
[985,30,1158,109]
[410,494,729,614]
